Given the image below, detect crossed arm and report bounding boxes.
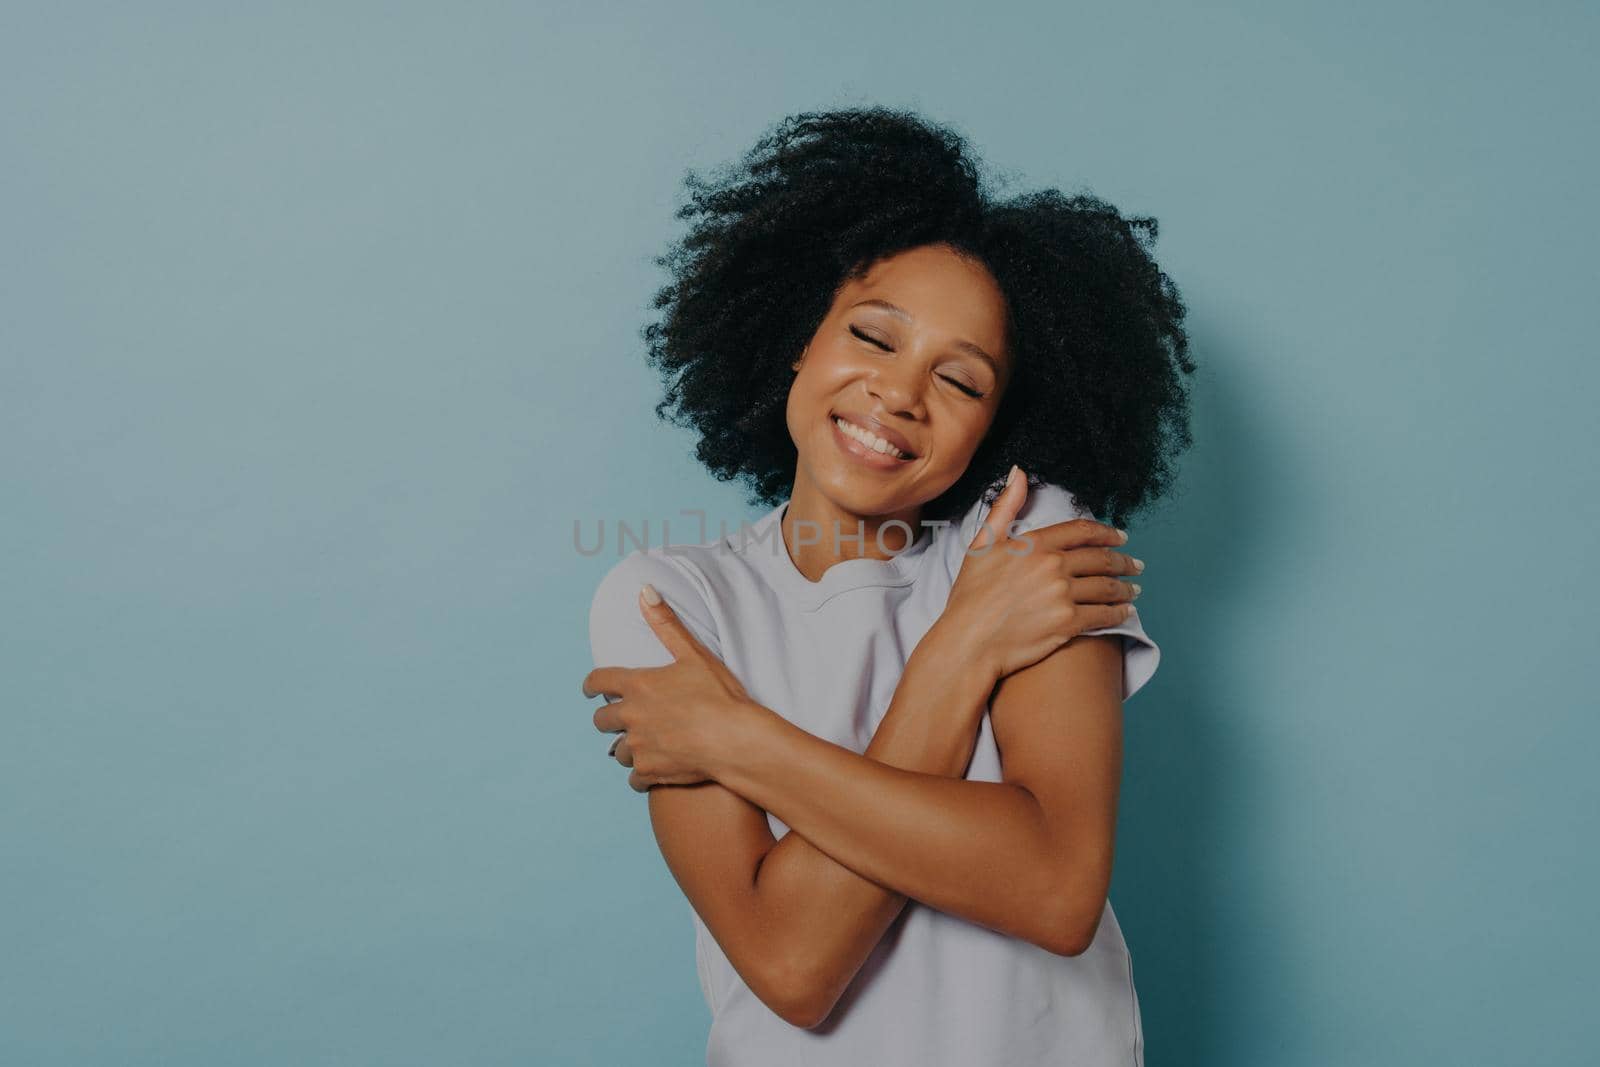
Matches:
[644,616,1127,1029]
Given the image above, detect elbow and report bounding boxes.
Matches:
[727,884,838,1028]
[755,954,835,1030]
[1039,919,1096,958]
[776,994,833,1031]
[773,974,835,1031]
[1035,876,1112,958]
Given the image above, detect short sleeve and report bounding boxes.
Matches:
[587,548,724,696]
[976,480,1162,703]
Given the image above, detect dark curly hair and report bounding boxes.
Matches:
[641,106,1194,529]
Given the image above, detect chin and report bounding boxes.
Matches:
[805,467,886,515]
[824,468,933,519]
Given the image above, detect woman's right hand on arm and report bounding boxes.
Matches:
[939,466,1144,682]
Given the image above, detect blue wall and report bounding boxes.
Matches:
[3,3,1594,1063]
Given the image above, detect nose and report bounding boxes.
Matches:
[866,363,925,419]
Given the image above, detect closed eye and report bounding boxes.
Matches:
[850,325,890,349]
[851,325,987,399]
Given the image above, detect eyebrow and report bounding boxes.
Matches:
[850,299,1001,373]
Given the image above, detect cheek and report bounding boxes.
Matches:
[786,356,850,418]
[928,409,993,467]
[783,372,826,443]
[783,387,803,441]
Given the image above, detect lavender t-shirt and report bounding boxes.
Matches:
[588,481,1159,1066]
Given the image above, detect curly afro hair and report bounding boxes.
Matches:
[641,105,1194,529]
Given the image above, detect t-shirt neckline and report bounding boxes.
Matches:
[738,500,934,612]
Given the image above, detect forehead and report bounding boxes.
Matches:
[833,245,1009,360]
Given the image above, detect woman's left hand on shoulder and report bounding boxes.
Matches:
[583,584,756,792]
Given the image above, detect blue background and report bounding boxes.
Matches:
[4,2,1595,1064]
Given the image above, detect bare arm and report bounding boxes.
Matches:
[641,617,996,1028]
[711,632,1127,959]
[747,620,998,1018]
[602,473,1142,1027]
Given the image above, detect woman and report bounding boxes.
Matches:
[584,107,1193,1065]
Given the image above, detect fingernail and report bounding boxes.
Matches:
[640,582,662,606]
[1007,464,1020,488]
[1115,528,1129,543]
[1130,583,1142,598]
[1131,557,1144,572]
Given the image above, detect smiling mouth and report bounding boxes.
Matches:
[831,414,916,461]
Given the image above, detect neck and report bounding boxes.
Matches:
[782,475,923,582]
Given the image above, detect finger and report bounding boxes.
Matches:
[1023,517,1130,553]
[971,465,1028,551]
[1058,544,1144,578]
[582,666,634,700]
[1075,602,1138,632]
[610,735,634,767]
[627,769,651,793]
[1063,574,1143,604]
[593,701,625,734]
[637,583,703,662]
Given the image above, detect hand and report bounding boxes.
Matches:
[940,466,1145,682]
[583,584,757,792]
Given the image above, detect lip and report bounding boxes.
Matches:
[829,412,917,470]
[830,412,917,458]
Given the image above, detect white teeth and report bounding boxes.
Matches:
[834,416,910,459]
